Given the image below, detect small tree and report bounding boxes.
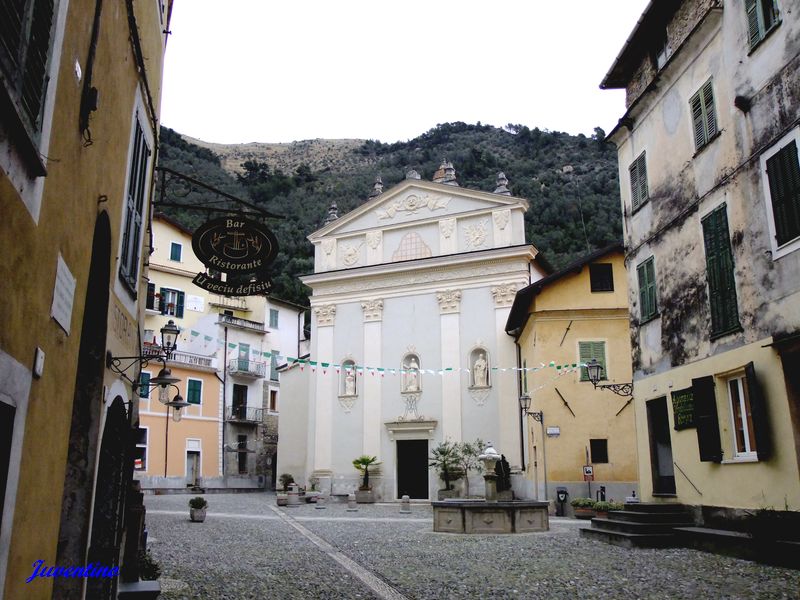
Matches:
[352,455,380,490]
[456,438,484,497]
[429,441,461,491]
[279,473,294,491]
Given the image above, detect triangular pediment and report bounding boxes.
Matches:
[309,179,527,241]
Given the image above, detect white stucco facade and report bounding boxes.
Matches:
[278,178,547,499]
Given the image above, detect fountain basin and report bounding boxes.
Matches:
[431,499,550,534]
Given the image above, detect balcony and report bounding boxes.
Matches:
[228,358,267,379]
[143,345,216,371]
[209,295,250,312]
[218,313,265,334]
[226,406,264,424]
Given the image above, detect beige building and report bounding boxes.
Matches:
[506,244,638,509]
[602,0,800,513]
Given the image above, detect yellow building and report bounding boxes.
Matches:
[0,1,172,598]
[602,0,800,520]
[506,244,638,510]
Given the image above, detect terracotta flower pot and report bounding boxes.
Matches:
[190,507,207,522]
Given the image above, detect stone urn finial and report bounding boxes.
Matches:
[479,442,502,502]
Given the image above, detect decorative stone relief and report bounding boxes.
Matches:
[340,242,363,267]
[436,289,462,314]
[322,239,336,257]
[338,395,357,413]
[491,283,520,308]
[361,299,384,322]
[493,209,510,230]
[377,194,450,220]
[464,220,489,249]
[392,232,432,261]
[366,231,382,249]
[468,387,491,407]
[439,218,456,239]
[399,393,423,421]
[314,304,336,327]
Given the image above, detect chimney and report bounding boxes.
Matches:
[494,172,511,195]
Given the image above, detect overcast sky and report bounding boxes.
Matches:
[160,1,649,144]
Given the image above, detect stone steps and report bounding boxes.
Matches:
[675,526,800,569]
[580,502,692,548]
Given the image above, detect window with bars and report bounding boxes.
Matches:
[765,138,800,248]
[119,115,152,293]
[589,263,614,292]
[637,257,658,322]
[690,80,718,152]
[579,341,606,382]
[702,205,741,339]
[0,0,56,153]
[745,0,780,49]
[629,152,648,212]
[187,379,202,405]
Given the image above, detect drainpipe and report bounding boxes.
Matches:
[515,341,525,472]
[221,325,228,477]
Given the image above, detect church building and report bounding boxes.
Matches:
[278,165,549,499]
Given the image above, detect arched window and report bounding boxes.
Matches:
[341,360,357,396]
[401,353,421,393]
[470,348,490,388]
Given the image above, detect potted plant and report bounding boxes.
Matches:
[429,441,462,500]
[570,497,596,519]
[455,438,484,498]
[277,473,294,506]
[352,455,380,503]
[189,496,208,522]
[593,500,613,518]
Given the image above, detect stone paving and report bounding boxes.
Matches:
[144,493,800,599]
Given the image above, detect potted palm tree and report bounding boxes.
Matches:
[189,496,208,522]
[429,441,462,500]
[352,455,380,503]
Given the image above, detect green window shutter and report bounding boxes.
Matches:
[701,80,717,140]
[691,91,706,150]
[579,341,606,382]
[637,257,657,320]
[744,362,771,460]
[176,291,185,318]
[629,152,648,211]
[745,0,761,46]
[702,205,740,338]
[692,375,722,462]
[187,379,202,405]
[146,282,155,310]
[766,140,800,246]
[138,372,151,398]
[159,287,167,315]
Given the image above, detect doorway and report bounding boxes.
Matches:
[186,451,200,486]
[646,397,676,495]
[237,434,248,474]
[397,439,428,499]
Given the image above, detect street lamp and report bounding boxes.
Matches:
[585,358,633,397]
[519,393,543,422]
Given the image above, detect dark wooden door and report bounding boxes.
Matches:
[397,440,428,499]
[647,397,676,494]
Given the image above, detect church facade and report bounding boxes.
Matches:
[278,169,548,499]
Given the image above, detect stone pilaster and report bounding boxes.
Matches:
[362,299,382,457]
[438,289,462,441]
[493,282,522,468]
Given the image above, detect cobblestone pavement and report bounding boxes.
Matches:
[145,493,800,600]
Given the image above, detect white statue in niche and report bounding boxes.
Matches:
[344,368,356,396]
[473,353,488,387]
[403,357,420,392]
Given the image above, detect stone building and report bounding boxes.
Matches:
[602,0,800,512]
[0,1,173,597]
[278,167,549,500]
[506,244,639,509]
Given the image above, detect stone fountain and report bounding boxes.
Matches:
[431,442,550,534]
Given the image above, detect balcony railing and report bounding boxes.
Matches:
[226,406,264,423]
[142,345,215,370]
[228,359,267,378]
[218,313,265,333]
[209,295,249,312]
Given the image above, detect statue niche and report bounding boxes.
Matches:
[341,360,357,396]
[470,349,490,388]
[401,354,421,393]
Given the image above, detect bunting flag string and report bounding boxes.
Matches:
[180,328,586,376]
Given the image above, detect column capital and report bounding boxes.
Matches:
[491,282,520,308]
[314,304,337,327]
[361,298,384,322]
[436,289,462,314]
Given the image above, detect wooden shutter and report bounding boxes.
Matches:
[745,362,772,460]
[579,341,606,381]
[629,152,648,211]
[187,379,202,404]
[702,205,740,337]
[159,287,167,315]
[766,140,800,246]
[176,291,185,319]
[691,91,706,150]
[21,0,54,129]
[637,257,657,320]
[701,80,717,140]
[745,0,761,47]
[693,375,722,462]
[146,283,155,310]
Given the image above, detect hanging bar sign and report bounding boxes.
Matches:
[192,216,278,273]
